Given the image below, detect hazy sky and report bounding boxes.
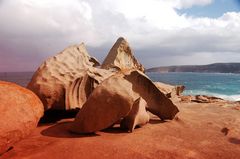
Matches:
[0,0,240,71]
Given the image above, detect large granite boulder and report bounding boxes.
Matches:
[70,73,136,133]
[70,70,179,133]
[0,81,44,155]
[27,43,112,110]
[101,37,144,72]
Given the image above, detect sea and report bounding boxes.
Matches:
[147,72,240,101]
[0,72,239,101]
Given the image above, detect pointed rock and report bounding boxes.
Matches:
[120,97,150,132]
[101,37,144,72]
[27,43,111,110]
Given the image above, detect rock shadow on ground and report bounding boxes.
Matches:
[41,121,99,138]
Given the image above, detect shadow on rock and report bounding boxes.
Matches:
[39,109,79,124]
[101,124,129,134]
[228,137,240,145]
[149,119,166,124]
[41,121,99,138]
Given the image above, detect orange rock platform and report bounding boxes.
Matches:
[1,102,240,159]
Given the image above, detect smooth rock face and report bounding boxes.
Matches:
[101,37,144,72]
[0,81,44,155]
[70,74,136,133]
[120,97,150,132]
[27,43,110,110]
[124,70,179,120]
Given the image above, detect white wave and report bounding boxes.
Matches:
[183,90,240,101]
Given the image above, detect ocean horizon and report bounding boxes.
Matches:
[0,71,239,101]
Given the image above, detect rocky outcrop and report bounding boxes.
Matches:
[0,81,44,155]
[120,97,150,132]
[180,95,225,103]
[27,43,112,110]
[101,37,144,72]
[70,70,179,133]
[27,37,178,134]
[2,101,240,159]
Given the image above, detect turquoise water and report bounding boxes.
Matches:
[1,72,240,101]
[147,72,240,101]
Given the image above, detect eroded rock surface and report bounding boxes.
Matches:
[71,70,179,133]
[0,81,44,155]
[101,37,144,72]
[123,70,179,120]
[27,43,112,110]
[70,73,136,133]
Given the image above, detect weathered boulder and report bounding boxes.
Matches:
[124,70,179,120]
[120,97,150,132]
[65,73,96,110]
[101,37,144,72]
[154,82,185,98]
[70,73,136,133]
[0,81,44,155]
[27,43,112,110]
[71,70,179,133]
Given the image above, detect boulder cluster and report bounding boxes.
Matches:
[27,37,179,134]
[0,37,180,155]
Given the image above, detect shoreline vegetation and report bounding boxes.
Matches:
[0,37,240,158]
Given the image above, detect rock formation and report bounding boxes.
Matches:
[120,97,150,132]
[27,43,113,110]
[180,95,225,103]
[71,70,179,133]
[154,82,185,98]
[70,73,136,133]
[123,70,179,120]
[27,37,179,134]
[0,81,44,155]
[65,73,96,110]
[101,37,144,72]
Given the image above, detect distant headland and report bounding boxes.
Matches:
[146,63,240,73]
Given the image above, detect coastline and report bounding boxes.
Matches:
[1,38,239,158]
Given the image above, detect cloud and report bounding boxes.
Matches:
[0,0,239,71]
[171,0,214,9]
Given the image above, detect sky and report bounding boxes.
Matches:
[0,0,240,72]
